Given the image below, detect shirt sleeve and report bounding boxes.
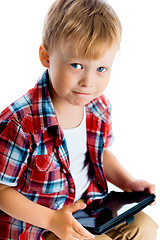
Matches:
[0,118,30,186]
[103,97,114,149]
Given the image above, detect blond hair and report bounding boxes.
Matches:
[42,0,122,59]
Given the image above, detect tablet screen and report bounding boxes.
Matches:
[73,191,155,234]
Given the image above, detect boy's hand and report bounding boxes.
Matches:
[124,179,156,205]
[124,179,155,194]
[48,202,95,240]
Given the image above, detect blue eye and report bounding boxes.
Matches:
[97,67,107,73]
[71,63,82,70]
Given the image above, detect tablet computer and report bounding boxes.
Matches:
[73,191,155,235]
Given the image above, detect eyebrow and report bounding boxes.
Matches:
[63,53,83,61]
[61,49,112,68]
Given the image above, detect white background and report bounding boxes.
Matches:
[0,0,159,237]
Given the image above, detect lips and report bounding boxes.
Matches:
[73,91,91,96]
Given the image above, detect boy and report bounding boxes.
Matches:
[0,0,157,239]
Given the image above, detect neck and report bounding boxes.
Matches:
[55,106,84,129]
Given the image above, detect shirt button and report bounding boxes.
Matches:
[70,188,74,193]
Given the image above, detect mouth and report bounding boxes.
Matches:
[73,91,92,96]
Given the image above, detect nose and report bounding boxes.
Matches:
[78,72,94,88]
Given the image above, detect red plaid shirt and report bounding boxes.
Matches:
[0,70,113,239]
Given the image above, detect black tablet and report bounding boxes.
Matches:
[73,191,155,235]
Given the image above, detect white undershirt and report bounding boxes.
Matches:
[63,108,90,201]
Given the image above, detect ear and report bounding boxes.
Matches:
[39,45,50,68]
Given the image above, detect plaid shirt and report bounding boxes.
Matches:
[0,70,113,240]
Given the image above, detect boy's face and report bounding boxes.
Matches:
[45,43,118,107]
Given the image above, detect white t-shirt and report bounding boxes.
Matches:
[63,108,90,201]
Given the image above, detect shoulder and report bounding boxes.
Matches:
[0,85,35,137]
[0,88,33,124]
[86,94,112,122]
[0,70,51,135]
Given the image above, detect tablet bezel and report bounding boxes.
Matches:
[73,191,155,235]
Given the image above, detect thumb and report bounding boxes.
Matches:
[69,202,87,214]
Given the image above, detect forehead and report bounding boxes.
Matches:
[58,42,118,65]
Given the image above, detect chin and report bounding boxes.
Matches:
[72,99,90,106]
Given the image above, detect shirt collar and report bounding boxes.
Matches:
[86,95,110,123]
[32,70,59,133]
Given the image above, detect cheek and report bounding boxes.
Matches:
[97,76,110,91]
[53,71,75,93]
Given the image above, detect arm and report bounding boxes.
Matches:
[0,184,94,240]
[103,149,155,194]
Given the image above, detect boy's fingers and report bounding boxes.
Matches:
[73,218,95,239]
[66,202,95,239]
[148,185,155,194]
[74,224,95,239]
[69,202,87,214]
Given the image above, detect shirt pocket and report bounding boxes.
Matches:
[29,154,67,194]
